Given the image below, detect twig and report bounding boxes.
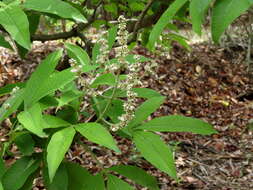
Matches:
[132,0,155,41]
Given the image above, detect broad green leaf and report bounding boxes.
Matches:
[75,122,120,153]
[24,50,63,108]
[133,88,162,99]
[47,127,75,182]
[211,0,253,43]
[147,0,188,50]
[133,131,177,180]
[56,106,78,124]
[26,12,40,35]
[109,165,159,190]
[108,26,117,50]
[0,88,24,124]
[0,34,12,49]
[137,115,217,135]
[0,82,25,96]
[17,103,47,137]
[66,162,105,190]
[57,90,82,108]
[129,2,145,12]
[106,99,124,123]
[43,115,70,129]
[2,157,40,190]
[48,164,68,190]
[125,54,151,64]
[91,73,116,88]
[0,182,3,190]
[39,96,58,110]
[190,0,212,35]
[14,133,35,155]
[15,41,29,58]
[27,68,76,107]
[65,43,90,68]
[0,4,31,49]
[0,157,5,179]
[127,96,165,128]
[19,169,39,190]
[104,3,118,16]
[107,174,134,190]
[23,0,87,23]
[168,33,191,51]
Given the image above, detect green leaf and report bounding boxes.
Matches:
[17,103,47,137]
[23,0,87,23]
[2,157,40,190]
[39,96,58,110]
[0,157,5,179]
[75,122,120,153]
[168,33,191,51]
[24,50,63,108]
[43,115,70,129]
[47,127,75,182]
[108,26,117,50]
[106,99,124,123]
[65,43,90,69]
[129,2,145,12]
[137,115,217,135]
[107,174,134,190]
[0,82,25,97]
[127,96,165,128]
[104,88,162,99]
[48,164,68,190]
[15,42,29,59]
[133,131,177,180]
[66,162,105,190]
[109,165,159,190]
[104,3,118,16]
[133,88,162,99]
[0,88,24,124]
[26,12,40,35]
[91,73,116,88]
[28,68,77,108]
[14,133,35,155]
[57,90,82,108]
[56,106,78,124]
[19,169,39,190]
[0,4,31,49]
[211,0,253,43]
[190,0,212,35]
[147,0,188,50]
[92,42,101,64]
[0,34,12,49]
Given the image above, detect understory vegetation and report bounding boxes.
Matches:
[0,0,253,189]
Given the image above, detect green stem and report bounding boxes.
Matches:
[95,73,121,122]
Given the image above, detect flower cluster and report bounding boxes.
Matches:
[110,17,141,132]
[96,37,109,67]
[115,15,129,68]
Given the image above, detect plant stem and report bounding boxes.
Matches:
[95,73,120,122]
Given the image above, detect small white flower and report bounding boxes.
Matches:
[3,103,10,109]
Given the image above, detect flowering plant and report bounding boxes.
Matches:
[0,16,216,190]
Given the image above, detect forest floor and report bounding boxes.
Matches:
[0,41,253,190]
